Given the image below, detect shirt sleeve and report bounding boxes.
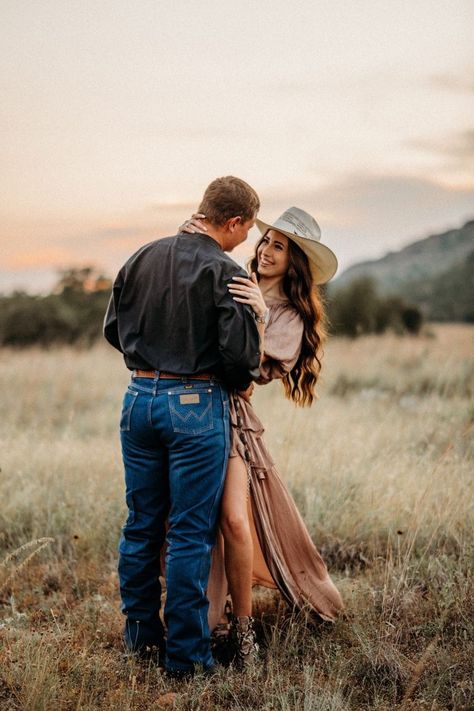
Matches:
[103,269,124,352]
[214,265,261,390]
[257,305,304,384]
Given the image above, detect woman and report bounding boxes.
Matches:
[180,207,343,669]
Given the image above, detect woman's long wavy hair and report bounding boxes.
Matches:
[249,235,327,407]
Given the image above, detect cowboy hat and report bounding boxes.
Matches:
[255,207,338,284]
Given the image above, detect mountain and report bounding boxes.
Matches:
[334,220,474,293]
[402,251,474,322]
[331,219,474,321]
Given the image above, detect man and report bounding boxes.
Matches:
[104,176,261,677]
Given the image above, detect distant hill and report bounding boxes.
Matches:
[403,251,474,322]
[332,219,474,322]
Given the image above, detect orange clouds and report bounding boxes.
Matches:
[7,248,76,270]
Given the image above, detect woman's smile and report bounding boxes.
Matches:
[256,230,290,278]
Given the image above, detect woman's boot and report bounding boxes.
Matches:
[230,615,259,671]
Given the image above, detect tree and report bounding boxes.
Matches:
[328,277,379,337]
[0,266,113,347]
[327,277,424,337]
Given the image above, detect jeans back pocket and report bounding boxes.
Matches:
[168,387,214,435]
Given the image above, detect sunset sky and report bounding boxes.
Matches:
[1,0,473,292]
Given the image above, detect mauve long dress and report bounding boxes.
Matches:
[207,297,343,630]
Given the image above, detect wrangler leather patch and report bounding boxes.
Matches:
[179,394,200,405]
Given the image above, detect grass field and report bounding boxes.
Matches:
[0,324,473,710]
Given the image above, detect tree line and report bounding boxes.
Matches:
[325,276,423,337]
[0,268,423,348]
[0,268,112,347]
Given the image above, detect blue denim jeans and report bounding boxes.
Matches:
[118,374,230,673]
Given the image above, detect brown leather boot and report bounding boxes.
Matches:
[230,615,259,671]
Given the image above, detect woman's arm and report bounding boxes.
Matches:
[178,213,207,234]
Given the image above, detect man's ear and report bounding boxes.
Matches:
[227,216,242,233]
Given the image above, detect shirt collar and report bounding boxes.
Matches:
[179,232,223,251]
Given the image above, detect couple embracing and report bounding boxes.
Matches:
[104,176,343,678]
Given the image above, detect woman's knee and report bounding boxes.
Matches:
[221,511,251,543]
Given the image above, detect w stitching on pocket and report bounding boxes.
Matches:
[168,393,213,435]
[120,390,138,432]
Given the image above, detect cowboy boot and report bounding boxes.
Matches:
[229,615,259,671]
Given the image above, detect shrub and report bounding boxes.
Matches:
[327,277,424,337]
[0,268,112,347]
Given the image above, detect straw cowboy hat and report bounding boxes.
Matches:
[255,207,338,284]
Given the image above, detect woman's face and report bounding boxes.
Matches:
[256,230,290,279]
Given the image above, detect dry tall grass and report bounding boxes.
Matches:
[0,324,472,710]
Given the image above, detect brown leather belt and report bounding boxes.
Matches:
[134,369,217,381]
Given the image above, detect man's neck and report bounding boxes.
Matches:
[201,223,225,250]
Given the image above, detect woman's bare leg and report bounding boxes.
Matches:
[220,455,253,616]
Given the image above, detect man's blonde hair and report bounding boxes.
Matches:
[198,176,260,226]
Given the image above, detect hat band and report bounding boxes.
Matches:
[276,215,314,240]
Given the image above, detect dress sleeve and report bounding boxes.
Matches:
[258,305,304,384]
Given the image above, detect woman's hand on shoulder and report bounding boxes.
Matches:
[228,272,268,321]
[178,213,207,234]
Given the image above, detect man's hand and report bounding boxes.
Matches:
[237,383,255,402]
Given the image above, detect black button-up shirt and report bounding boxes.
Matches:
[103,233,261,390]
